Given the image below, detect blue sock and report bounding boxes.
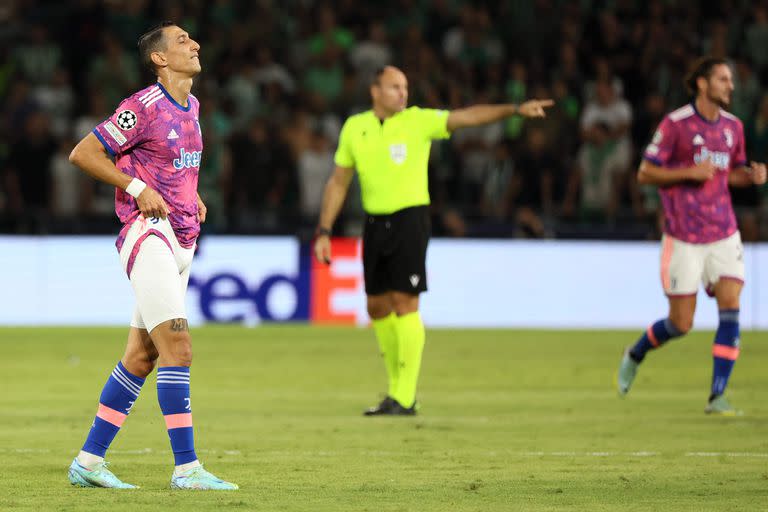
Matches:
[82,361,145,458]
[711,309,740,400]
[157,366,197,465]
[629,318,683,363]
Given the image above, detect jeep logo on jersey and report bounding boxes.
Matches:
[389,143,407,164]
[173,147,202,170]
[694,147,730,170]
[116,109,137,130]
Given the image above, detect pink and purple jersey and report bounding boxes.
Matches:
[93,82,202,250]
[643,103,747,244]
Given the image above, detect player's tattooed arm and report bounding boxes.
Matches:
[170,318,189,332]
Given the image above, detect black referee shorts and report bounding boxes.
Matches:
[362,205,430,296]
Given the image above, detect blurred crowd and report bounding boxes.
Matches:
[1,0,768,240]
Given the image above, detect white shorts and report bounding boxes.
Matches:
[660,231,744,297]
[118,215,195,333]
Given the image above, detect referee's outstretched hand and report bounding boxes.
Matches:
[518,99,555,118]
[314,236,332,264]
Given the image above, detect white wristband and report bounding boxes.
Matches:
[125,178,147,199]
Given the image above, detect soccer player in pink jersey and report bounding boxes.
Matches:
[66,22,237,490]
[617,57,767,415]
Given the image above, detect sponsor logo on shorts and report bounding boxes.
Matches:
[409,274,420,287]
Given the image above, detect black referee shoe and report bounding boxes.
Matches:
[389,400,417,416]
[363,396,418,416]
[363,396,395,416]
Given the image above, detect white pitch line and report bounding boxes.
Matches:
[0,448,51,454]
[686,452,768,458]
[3,448,768,458]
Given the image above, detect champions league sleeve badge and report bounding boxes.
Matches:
[116,110,138,131]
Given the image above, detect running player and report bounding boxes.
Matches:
[617,57,767,415]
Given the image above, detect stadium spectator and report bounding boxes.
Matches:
[2,1,768,241]
[564,79,633,223]
[13,24,60,84]
[4,110,57,233]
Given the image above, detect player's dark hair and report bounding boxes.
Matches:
[138,21,176,76]
[684,56,729,95]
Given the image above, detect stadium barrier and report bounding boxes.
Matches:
[1,236,766,329]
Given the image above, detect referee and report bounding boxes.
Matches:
[314,66,553,415]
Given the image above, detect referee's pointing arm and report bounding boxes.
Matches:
[313,65,554,264]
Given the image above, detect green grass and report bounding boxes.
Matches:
[1,326,767,511]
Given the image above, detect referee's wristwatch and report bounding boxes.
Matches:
[315,226,332,238]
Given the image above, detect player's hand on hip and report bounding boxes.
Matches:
[689,160,717,182]
[314,235,332,265]
[137,187,170,220]
[197,196,207,223]
[517,99,555,118]
[750,161,767,185]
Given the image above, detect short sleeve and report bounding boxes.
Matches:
[643,116,677,167]
[93,97,149,157]
[334,118,355,168]
[412,107,451,140]
[731,121,747,169]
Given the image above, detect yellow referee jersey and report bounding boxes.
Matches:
[334,106,451,214]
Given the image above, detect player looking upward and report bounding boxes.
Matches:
[617,57,767,415]
[66,22,237,490]
[314,65,553,415]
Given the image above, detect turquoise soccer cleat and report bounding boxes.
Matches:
[705,395,744,416]
[617,348,639,396]
[68,458,137,488]
[170,465,239,490]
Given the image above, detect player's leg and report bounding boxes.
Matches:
[390,291,423,414]
[367,293,399,400]
[618,295,695,396]
[131,236,237,489]
[362,213,401,415]
[618,235,700,395]
[387,206,429,413]
[69,326,153,488]
[704,232,745,415]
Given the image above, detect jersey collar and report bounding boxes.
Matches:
[691,101,720,125]
[157,82,192,112]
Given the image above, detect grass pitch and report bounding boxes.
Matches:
[1,326,767,511]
